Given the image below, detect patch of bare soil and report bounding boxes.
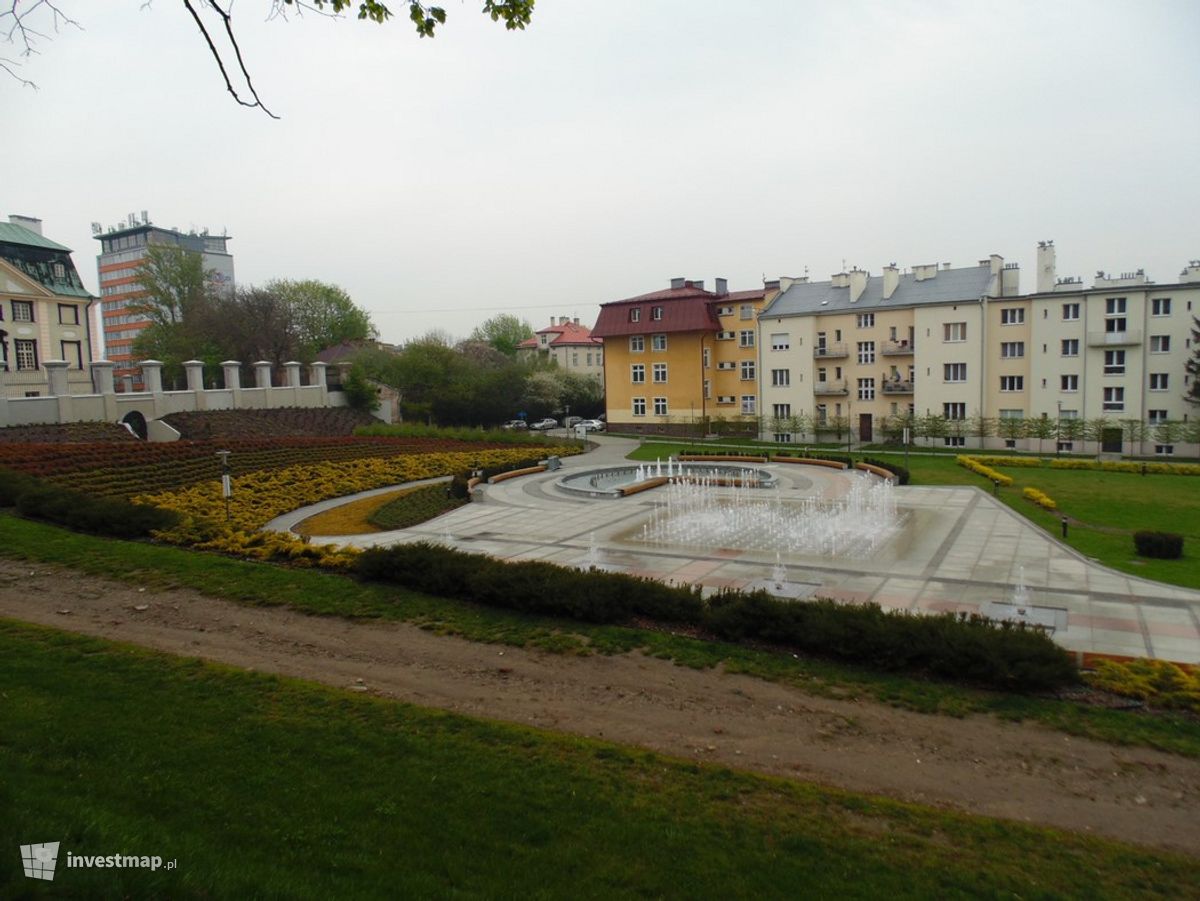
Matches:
[1,559,1197,856]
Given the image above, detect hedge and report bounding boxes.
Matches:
[860,457,910,485]
[1,468,179,539]
[1133,531,1184,560]
[355,543,1077,692]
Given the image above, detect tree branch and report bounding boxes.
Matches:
[182,0,279,119]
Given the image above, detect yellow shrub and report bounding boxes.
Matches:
[970,455,1042,468]
[956,456,1014,487]
[1022,486,1057,511]
[1085,659,1200,713]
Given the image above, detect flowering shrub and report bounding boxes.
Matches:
[1085,658,1200,713]
[956,456,1013,487]
[969,455,1042,468]
[1022,486,1057,511]
[1049,459,1200,476]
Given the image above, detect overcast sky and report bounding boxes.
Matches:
[6,0,1199,345]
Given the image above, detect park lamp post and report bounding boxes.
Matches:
[1056,401,1063,458]
[216,450,232,522]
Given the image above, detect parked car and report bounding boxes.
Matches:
[563,416,583,428]
[529,418,558,430]
[577,419,605,432]
[500,420,528,431]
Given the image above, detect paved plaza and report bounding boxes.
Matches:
[272,436,1200,664]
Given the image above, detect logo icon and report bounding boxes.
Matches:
[20,842,60,881]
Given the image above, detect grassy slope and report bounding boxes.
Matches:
[1,514,1197,758]
[627,442,1200,589]
[2,622,1196,899]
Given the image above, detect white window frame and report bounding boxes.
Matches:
[1000,307,1024,325]
[651,334,667,351]
[630,364,645,383]
[652,363,668,384]
[629,335,644,352]
[944,362,967,383]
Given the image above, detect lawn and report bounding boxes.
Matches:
[2,622,1196,898]
[625,441,1200,589]
[2,514,1198,758]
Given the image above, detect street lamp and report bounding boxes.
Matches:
[1056,401,1062,458]
[216,450,232,521]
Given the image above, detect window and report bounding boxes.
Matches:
[1151,298,1171,316]
[717,395,735,405]
[816,367,827,383]
[703,379,711,399]
[571,353,579,367]
[716,330,735,340]
[1155,445,1175,456]
[770,333,790,351]
[629,307,641,323]
[652,363,668,383]
[1061,374,1079,391]
[651,334,667,351]
[943,322,967,342]
[815,404,827,424]
[739,330,755,348]
[1000,375,1024,392]
[717,306,733,316]
[717,361,737,371]
[1150,335,1170,353]
[857,341,875,364]
[1148,409,1168,424]
[771,369,790,387]
[631,364,645,383]
[1106,297,1126,315]
[1103,387,1124,411]
[586,352,592,366]
[60,341,83,369]
[1106,317,1127,333]
[856,313,874,328]
[774,433,793,444]
[944,402,966,420]
[632,397,646,416]
[14,339,37,371]
[944,436,966,447]
[1000,341,1025,358]
[741,395,756,415]
[629,335,644,352]
[1062,303,1080,321]
[1061,338,1079,357]
[1000,307,1024,325]
[702,347,711,368]
[944,363,967,382]
[58,304,79,325]
[1149,373,1169,391]
[1103,350,1125,375]
[857,378,875,401]
[772,403,791,419]
[740,360,755,381]
[999,409,1023,419]
[740,304,755,320]
[653,397,668,415]
[651,306,663,321]
[12,301,34,322]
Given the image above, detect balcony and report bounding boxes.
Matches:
[1087,329,1142,347]
[881,340,915,356]
[813,379,849,396]
[882,380,915,395]
[813,343,848,359]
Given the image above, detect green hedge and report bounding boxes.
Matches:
[1133,531,1184,560]
[1,468,179,539]
[355,543,1076,691]
[367,484,467,531]
[860,457,910,485]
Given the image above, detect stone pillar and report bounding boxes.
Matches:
[309,361,328,388]
[91,360,116,395]
[141,360,164,394]
[221,361,241,391]
[44,360,69,397]
[183,360,205,392]
[284,361,302,388]
[254,361,273,389]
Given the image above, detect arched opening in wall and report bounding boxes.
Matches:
[121,410,148,440]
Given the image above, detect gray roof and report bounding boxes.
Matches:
[761,265,997,318]
[0,221,72,252]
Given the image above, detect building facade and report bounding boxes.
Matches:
[591,278,769,435]
[517,316,604,381]
[93,212,233,390]
[0,215,95,399]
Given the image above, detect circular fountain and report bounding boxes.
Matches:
[556,458,776,498]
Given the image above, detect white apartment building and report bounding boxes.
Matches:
[758,243,1200,455]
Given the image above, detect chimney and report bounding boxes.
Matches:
[1036,240,1056,293]
[670,277,686,289]
[831,272,850,288]
[714,277,728,296]
[1181,260,1200,283]
[882,263,900,299]
[912,263,938,282]
[942,262,952,271]
[8,214,43,236]
[848,267,868,303]
[573,317,579,325]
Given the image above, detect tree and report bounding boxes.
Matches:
[968,410,995,444]
[470,314,534,358]
[2,2,535,116]
[917,411,947,447]
[996,415,1026,447]
[1057,415,1084,449]
[130,245,213,327]
[1153,419,1181,448]
[266,278,376,361]
[1028,415,1056,456]
[1121,418,1149,457]
[1186,315,1200,407]
[340,364,380,413]
[1083,417,1112,453]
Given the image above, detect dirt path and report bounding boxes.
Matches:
[2,559,1198,856]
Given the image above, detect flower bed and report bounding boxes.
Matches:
[956,456,1013,487]
[1022,486,1057,511]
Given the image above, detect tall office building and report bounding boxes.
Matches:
[93,212,233,389]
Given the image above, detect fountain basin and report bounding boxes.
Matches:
[556,462,777,498]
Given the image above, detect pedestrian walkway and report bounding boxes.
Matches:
[283,435,1200,663]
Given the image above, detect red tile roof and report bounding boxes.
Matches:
[592,283,766,338]
[519,320,601,349]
